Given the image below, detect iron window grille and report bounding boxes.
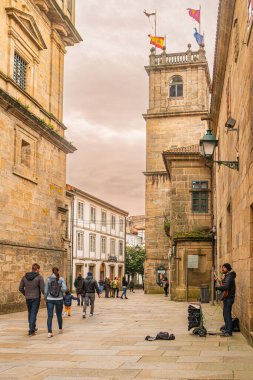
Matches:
[14,53,27,91]
[192,181,209,213]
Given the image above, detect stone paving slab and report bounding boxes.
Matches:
[0,291,253,379]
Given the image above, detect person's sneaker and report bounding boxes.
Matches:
[125,297,128,299]
[28,331,36,337]
[59,329,63,334]
[83,313,86,319]
[220,332,232,337]
[48,333,54,338]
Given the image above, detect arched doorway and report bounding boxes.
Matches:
[100,262,105,280]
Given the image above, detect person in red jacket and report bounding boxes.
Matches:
[19,263,44,336]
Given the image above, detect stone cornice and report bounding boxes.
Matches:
[0,70,67,130]
[210,0,236,134]
[0,240,65,252]
[143,110,208,120]
[0,88,76,154]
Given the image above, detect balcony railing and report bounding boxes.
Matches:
[149,44,206,66]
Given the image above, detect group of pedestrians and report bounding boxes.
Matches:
[19,263,134,338]
[79,275,134,299]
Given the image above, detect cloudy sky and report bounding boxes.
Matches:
[64,0,219,215]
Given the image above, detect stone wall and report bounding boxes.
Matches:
[0,244,67,313]
[210,0,253,341]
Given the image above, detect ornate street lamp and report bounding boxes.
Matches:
[200,129,239,170]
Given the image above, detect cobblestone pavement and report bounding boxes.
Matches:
[0,290,253,380]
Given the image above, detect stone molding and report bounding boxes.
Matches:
[143,110,209,120]
[0,88,76,153]
[0,240,65,252]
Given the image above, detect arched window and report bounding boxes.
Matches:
[169,76,183,97]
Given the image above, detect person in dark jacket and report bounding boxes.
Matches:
[19,263,44,336]
[104,277,111,298]
[63,289,79,316]
[74,273,84,306]
[82,272,100,318]
[121,276,129,299]
[215,263,236,337]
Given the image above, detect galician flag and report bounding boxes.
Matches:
[148,34,165,49]
[187,8,200,23]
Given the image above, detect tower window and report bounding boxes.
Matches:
[169,76,183,98]
[14,53,27,91]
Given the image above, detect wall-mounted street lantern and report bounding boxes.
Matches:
[200,129,239,170]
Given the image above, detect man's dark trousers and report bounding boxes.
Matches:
[223,297,234,335]
[26,298,40,333]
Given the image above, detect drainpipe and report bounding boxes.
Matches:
[70,193,75,292]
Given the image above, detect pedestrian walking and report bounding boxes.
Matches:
[44,267,67,338]
[74,273,84,306]
[63,289,79,317]
[19,263,44,336]
[112,277,118,298]
[104,277,110,298]
[215,263,236,337]
[115,277,120,298]
[98,279,104,295]
[163,277,169,297]
[121,276,129,299]
[129,278,135,292]
[109,278,114,298]
[82,272,100,318]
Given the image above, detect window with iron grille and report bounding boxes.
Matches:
[14,53,27,91]
[119,218,124,233]
[90,206,96,224]
[77,201,84,220]
[89,234,96,253]
[77,231,84,251]
[118,240,123,256]
[111,215,116,230]
[101,236,106,254]
[101,210,107,227]
[110,239,116,255]
[192,181,208,213]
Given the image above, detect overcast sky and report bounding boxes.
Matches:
[64,0,219,215]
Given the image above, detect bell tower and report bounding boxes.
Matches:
[144,44,211,293]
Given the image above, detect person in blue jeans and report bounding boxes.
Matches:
[19,263,45,336]
[121,276,129,299]
[215,263,236,337]
[44,267,67,338]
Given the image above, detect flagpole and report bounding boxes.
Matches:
[155,10,157,55]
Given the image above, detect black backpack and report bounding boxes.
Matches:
[49,277,61,298]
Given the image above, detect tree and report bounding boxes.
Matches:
[125,246,145,277]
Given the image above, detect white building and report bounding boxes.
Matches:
[66,185,128,284]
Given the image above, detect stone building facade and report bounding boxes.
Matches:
[144,44,212,295]
[0,0,81,313]
[210,0,253,341]
[66,185,128,286]
[162,146,212,300]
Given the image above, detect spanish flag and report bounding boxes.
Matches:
[148,34,165,50]
[187,8,200,23]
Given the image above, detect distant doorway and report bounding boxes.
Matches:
[100,263,105,280]
[109,266,115,280]
[118,266,123,281]
[75,264,83,278]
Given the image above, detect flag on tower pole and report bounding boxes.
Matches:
[194,28,204,46]
[148,35,165,50]
[187,8,200,23]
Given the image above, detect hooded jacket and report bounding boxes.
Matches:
[74,275,84,293]
[81,274,99,295]
[216,270,236,298]
[19,272,45,300]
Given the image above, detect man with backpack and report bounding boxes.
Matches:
[82,272,100,318]
[19,263,45,336]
